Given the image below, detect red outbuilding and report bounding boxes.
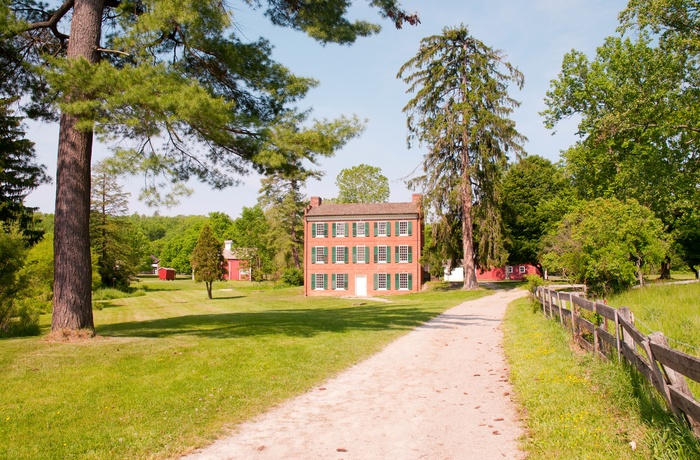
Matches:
[158,267,176,281]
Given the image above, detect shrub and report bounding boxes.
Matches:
[524,274,547,295]
[281,268,304,286]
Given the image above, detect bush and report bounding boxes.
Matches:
[280,268,304,286]
[524,274,547,296]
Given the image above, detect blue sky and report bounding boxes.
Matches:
[25,0,629,217]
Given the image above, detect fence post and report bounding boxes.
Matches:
[614,309,621,363]
[557,291,564,327]
[647,332,700,433]
[618,307,635,350]
[571,293,578,339]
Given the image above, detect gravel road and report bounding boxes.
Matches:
[183,288,527,459]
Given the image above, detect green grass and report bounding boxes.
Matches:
[504,296,700,459]
[1,279,490,459]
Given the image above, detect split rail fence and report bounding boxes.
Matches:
[535,286,700,435]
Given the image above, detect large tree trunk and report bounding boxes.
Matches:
[659,256,672,280]
[51,0,105,331]
[461,143,478,290]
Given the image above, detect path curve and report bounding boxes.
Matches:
[183,288,527,459]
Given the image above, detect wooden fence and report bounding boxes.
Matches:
[536,285,700,435]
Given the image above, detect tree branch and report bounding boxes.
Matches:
[23,0,74,41]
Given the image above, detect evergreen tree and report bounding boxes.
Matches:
[90,162,147,288]
[398,25,525,289]
[4,0,417,331]
[0,99,49,244]
[190,224,226,299]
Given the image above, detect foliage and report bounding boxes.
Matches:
[523,273,548,296]
[399,24,525,289]
[541,198,668,296]
[334,163,390,203]
[542,7,700,278]
[0,279,485,460]
[257,114,364,270]
[3,0,417,331]
[16,232,54,315]
[280,267,304,286]
[190,224,227,299]
[0,99,49,244]
[232,206,275,281]
[90,162,149,289]
[501,156,577,268]
[0,227,30,335]
[158,216,207,274]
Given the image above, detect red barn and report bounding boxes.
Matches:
[222,241,252,281]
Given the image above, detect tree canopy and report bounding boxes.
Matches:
[2,0,417,331]
[190,224,226,299]
[542,1,700,277]
[334,164,390,203]
[399,24,525,289]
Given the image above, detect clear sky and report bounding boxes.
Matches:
[24,0,629,218]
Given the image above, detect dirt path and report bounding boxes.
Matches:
[183,288,527,460]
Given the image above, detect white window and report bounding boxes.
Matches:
[335,246,346,264]
[315,222,326,238]
[377,221,387,236]
[356,246,366,264]
[507,266,514,274]
[357,222,366,237]
[399,221,408,236]
[399,273,409,290]
[377,245,388,263]
[315,273,325,290]
[377,273,388,290]
[399,245,409,263]
[334,273,347,290]
[336,223,345,237]
[315,246,326,264]
[519,265,526,274]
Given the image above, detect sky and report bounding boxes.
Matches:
[24,0,630,218]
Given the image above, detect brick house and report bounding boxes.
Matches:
[304,194,424,297]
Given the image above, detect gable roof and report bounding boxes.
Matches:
[305,201,419,219]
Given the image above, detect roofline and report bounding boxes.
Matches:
[306,213,420,221]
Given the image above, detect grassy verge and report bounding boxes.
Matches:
[503,297,700,459]
[1,279,489,459]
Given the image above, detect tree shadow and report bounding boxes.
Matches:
[96,303,441,339]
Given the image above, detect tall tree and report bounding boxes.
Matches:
[398,25,525,289]
[232,205,275,281]
[0,99,49,244]
[334,164,390,203]
[500,155,575,271]
[542,28,700,278]
[190,224,226,299]
[90,162,147,288]
[4,0,417,331]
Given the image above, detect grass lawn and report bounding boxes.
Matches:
[504,293,700,459]
[1,279,490,459]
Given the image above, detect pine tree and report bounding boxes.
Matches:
[3,0,417,331]
[0,99,49,244]
[398,25,525,289]
[190,224,226,299]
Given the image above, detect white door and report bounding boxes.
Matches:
[355,275,367,297]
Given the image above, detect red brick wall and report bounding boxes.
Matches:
[304,219,422,296]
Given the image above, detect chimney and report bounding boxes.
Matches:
[412,193,422,206]
[224,240,232,251]
[310,196,322,207]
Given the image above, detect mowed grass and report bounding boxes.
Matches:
[504,293,700,459]
[1,279,490,459]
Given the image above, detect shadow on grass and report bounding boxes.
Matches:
[97,303,445,339]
